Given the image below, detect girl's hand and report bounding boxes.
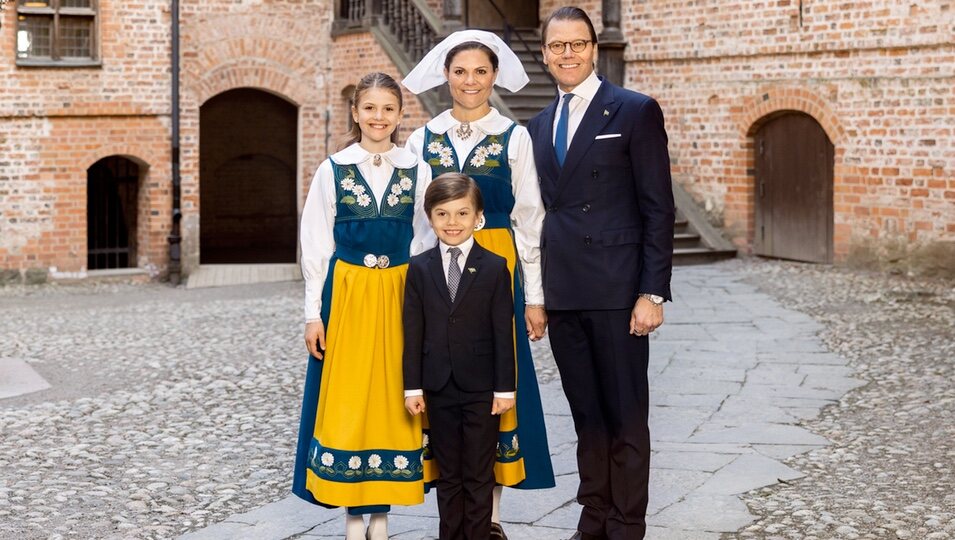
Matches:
[405,396,426,416]
[525,306,547,341]
[491,397,515,415]
[304,321,326,359]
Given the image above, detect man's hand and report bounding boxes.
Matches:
[405,396,426,416]
[630,297,664,336]
[525,306,547,341]
[304,321,326,359]
[491,397,515,415]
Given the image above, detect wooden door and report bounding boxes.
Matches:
[755,112,834,263]
[199,88,298,264]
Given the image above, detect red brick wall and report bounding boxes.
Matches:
[177,0,334,273]
[0,0,171,277]
[4,0,950,278]
[618,1,954,272]
[0,0,435,279]
[539,1,603,36]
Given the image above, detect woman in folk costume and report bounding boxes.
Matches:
[403,30,556,539]
[292,72,434,540]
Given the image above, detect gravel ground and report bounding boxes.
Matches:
[727,259,955,540]
[0,279,558,540]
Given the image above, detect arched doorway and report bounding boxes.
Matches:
[200,88,298,264]
[754,112,834,263]
[87,157,140,270]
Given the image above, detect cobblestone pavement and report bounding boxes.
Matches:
[729,260,955,540]
[2,259,952,540]
[1,281,308,540]
[0,280,560,540]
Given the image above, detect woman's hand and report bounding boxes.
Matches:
[304,321,326,359]
[525,305,547,341]
[492,397,516,415]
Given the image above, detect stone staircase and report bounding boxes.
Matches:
[672,183,738,265]
[490,28,557,125]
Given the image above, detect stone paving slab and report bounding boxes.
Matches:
[0,357,51,399]
[170,263,859,539]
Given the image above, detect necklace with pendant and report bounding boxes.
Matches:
[372,154,382,167]
[455,121,473,140]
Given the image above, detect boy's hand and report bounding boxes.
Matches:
[491,397,515,415]
[405,396,426,416]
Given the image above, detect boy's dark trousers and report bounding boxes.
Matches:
[403,242,515,539]
[427,378,499,540]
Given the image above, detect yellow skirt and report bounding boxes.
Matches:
[304,260,425,507]
[470,227,527,486]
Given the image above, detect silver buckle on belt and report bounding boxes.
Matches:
[363,253,390,269]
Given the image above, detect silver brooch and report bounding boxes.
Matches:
[455,121,473,139]
[372,154,382,167]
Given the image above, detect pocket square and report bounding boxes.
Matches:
[595,133,622,140]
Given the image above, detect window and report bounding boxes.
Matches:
[16,0,98,65]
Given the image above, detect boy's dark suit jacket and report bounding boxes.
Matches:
[402,241,515,394]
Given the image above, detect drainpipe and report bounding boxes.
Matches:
[167,0,182,285]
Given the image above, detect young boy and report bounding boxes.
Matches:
[403,172,516,540]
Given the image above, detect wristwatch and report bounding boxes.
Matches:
[640,293,665,305]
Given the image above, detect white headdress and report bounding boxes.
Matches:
[402,30,529,95]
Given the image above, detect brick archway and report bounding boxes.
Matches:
[78,147,169,272]
[196,62,310,109]
[81,147,155,173]
[724,86,850,259]
[178,27,324,273]
[738,87,846,143]
[189,35,316,107]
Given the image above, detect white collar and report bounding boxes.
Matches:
[426,108,514,136]
[438,236,475,259]
[331,143,417,168]
[558,70,602,103]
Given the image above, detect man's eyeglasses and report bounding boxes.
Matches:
[545,40,593,54]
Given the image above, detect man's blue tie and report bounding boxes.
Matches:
[555,93,574,167]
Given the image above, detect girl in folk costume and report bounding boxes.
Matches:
[292,72,434,540]
[403,30,556,539]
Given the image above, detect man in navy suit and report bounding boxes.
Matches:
[526,7,675,540]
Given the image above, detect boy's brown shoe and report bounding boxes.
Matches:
[490,522,508,539]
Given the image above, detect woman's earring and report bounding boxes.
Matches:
[474,215,486,231]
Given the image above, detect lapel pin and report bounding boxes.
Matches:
[467,267,476,274]
[603,109,609,116]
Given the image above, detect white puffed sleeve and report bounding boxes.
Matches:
[508,127,545,306]
[410,162,435,255]
[405,127,426,161]
[300,160,337,322]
